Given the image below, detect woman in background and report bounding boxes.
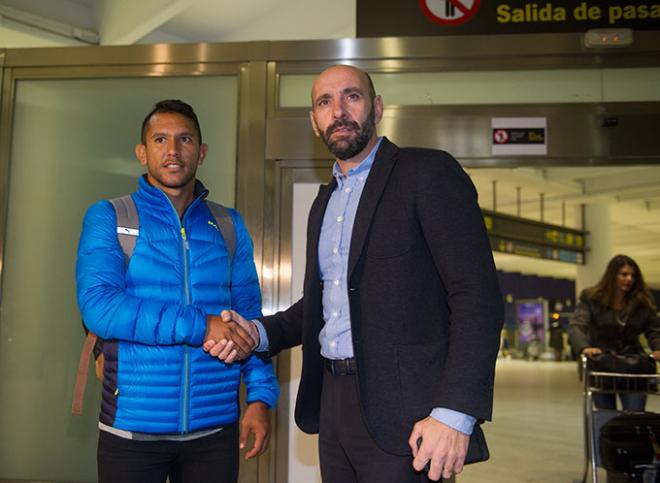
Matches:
[568,254,660,410]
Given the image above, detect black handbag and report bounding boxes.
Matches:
[587,352,657,392]
[465,423,489,464]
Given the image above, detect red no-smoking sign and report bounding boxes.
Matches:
[419,0,481,26]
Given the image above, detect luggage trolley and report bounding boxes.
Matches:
[580,355,660,483]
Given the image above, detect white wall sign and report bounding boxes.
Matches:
[491,117,547,156]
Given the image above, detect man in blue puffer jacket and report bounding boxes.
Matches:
[76,99,278,483]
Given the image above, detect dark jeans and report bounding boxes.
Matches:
[98,423,238,483]
[593,393,647,411]
[319,370,434,483]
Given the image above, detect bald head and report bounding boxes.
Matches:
[311,65,376,107]
[308,64,383,165]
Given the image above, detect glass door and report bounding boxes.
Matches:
[0,75,238,482]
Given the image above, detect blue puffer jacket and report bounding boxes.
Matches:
[76,176,278,434]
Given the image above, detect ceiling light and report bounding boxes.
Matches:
[584,28,633,49]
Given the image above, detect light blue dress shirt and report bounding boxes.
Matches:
[254,137,475,435]
[317,138,380,359]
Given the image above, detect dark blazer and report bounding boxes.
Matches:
[261,137,503,455]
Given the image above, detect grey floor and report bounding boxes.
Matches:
[457,359,660,483]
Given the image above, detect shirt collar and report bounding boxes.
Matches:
[331,136,382,182]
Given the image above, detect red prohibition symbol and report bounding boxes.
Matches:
[419,0,481,26]
[493,129,509,144]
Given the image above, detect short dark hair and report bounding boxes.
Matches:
[141,99,202,144]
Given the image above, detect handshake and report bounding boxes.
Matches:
[203,310,259,363]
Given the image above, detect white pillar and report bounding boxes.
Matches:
[575,204,612,296]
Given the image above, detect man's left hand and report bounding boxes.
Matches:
[240,402,271,459]
[652,350,660,361]
[408,417,469,481]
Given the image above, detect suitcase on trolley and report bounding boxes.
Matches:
[599,412,660,476]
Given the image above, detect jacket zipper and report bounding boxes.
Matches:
[180,226,190,433]
[161,191,197,435]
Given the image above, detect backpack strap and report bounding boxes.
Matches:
[110,195,139,262]
[71,332,98,415]
[207,201,236,265]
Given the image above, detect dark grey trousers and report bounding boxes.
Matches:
[318,370,437,483]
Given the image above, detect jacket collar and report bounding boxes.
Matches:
[137,174,209,221]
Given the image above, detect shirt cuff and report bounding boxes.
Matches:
[430,408,476,435]
[253,319,269,353]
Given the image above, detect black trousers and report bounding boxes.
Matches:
[593,392,646,411]
[319,371,433,483]
[97,423,238,483]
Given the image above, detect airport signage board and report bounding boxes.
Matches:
[482,209,586,264]
[492,117,547,156]
[357,0,660,37]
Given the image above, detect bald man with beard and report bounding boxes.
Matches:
[206,65,503,483]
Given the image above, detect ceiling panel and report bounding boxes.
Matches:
[470,166,660,287]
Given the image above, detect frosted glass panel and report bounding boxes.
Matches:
[603,67,660,102]
[0,76,237,482]
[279,70,601,106]
[279,68,660,107]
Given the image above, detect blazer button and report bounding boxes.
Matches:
[349,287,357,292]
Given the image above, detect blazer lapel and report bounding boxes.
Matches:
[347,138,399,279]
[307,178,337,284]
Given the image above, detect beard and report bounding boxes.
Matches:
[156,171,196,190]
[320,106,376,161]
[147,160,198,191]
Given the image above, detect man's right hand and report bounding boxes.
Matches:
[203,310,259,363]
[203,311,258,363]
